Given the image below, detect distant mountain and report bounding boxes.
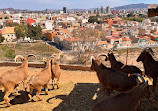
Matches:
[0,3,149,12]
[113,3,148,10]
[0,8,29,12]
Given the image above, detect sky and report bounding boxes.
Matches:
[0,0,158,10]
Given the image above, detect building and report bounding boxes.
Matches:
[148,4,158,17]
[106,5,110,14]
[112,10,115,15]
[63,7,67,13]
[27,18,36,26]
[119,37,132,47]
[97,41,109,49]
[62,37,82,50]
[97,8,99,14]
[60,10,64,14]
[45,21,53,30]
[107,18,113,27]
[44,31,58,41]
[1,27,16,42]
[101,6,104,14]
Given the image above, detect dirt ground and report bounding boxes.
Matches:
[0,67,157,111]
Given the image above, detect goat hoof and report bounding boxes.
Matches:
[29,99,35,102]
[39,99,43,101]
[7,103,11,107]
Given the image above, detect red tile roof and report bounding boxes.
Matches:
[97,41,108,45]
[64,37,82,42]
[122,37,131,41]
[27,18,35,26]
[106,36,119,40]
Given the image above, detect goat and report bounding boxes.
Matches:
[28,57,52,101]
[91,81,150,111]
[0,54,36,106]
[90,56,144,96]
[100,52,142,75]
[137,47,158,92]
[51,56,61,89]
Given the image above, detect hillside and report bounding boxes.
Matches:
[113,3,148,10]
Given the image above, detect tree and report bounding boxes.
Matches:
[88,16,101,24]
[0,34,5,43]
[139,14,147,18]
[72,27,101,64]
[127,13,135,17]
[14,24,28,39]
[28,25,42,40]
[20,17,23,19]
[4,16,9,19]
[6,22,19,27]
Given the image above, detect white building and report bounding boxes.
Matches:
[45,21,53,30]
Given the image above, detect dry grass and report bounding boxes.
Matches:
[0,67,158,111]
[0,42,60,62]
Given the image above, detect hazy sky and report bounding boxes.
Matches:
[0,0,158,10]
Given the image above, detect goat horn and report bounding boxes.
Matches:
[145,47,154,56]
[130,73,145,83]
[27,54,37,59]
[96,54,107,59]
[15,55,25,62]
[90,56,95,65]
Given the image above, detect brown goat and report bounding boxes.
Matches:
[101,52,142,75]
[91,56,144,96]
[51,56,61,89]
[0,54,36,106]
[91,81,150,111]
[28,57,52,101]
[137,47,158,92]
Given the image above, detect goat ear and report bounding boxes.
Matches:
[90,56,95,65]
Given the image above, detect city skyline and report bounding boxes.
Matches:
[0,0,157,10]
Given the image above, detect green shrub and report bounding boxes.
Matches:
[5,49,15,59]
[1,46,7,51]
[117,49,126,55]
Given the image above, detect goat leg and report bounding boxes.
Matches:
[36,87,43,101]
[102,86,110,97]
[23,80,28,92]
[56,78,60,89]
[44,84,49,95]
[14,84,19,96]
[136,101,141,111]
[28,86,34,102]
[153,78,157,92]
[3,91,12,107]
[52,79,55,89]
